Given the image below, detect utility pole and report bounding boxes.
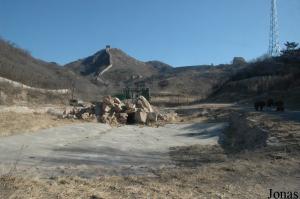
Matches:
[268,0,281,57]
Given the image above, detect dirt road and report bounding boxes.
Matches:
[0,122,227,177]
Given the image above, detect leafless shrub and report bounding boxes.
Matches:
[0,145,24,198]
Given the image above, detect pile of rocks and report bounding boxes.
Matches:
[98,95,160,125]
[62,96,175,125]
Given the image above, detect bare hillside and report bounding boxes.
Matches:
[209,56,300,107]
[0,38,71,89]
[146,60,173,74]
[143,64,246,105]
[0,39,104,102]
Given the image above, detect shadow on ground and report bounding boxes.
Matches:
[37,146,169,167]
[175,123,225,139]
[169,145,228,167]
[170,123,229,167]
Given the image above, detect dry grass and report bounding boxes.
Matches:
[0,112,77,137]
[1,153,299,199]
[246,111,300,152]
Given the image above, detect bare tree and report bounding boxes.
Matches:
[284,41,299,51]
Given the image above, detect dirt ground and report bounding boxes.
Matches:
[0,103,300,198]
[0,122,227,178]
[1,147,299,199]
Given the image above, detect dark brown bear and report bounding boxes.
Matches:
[275,100,285,112]
[267,98,274,107]
[254,101,266,111]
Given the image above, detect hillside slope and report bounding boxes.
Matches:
[0,39,103,102]
[209,56,300,107]
[146,61,173,74]
[0,39,71,89]
[143,63,246,104]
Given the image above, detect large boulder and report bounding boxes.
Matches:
[83,105,95,115]
[103,96,114,106]
[99,112,110,123]
[147,112,158,123]
[135,111,147,124]
[102,104,111,113]
[158,113,166,121]
[125,102,137,113]
[136,96,153,113]
[81,112,90,120]
[113,97,122,105]
[113,104,124,113]
[117,113,128,124]
[107,113,118,126]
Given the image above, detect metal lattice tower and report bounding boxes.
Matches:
[268,0,280,56]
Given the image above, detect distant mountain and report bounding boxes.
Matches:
[65,48,162,87]
[65,47,181,96]
[65,49,110,77]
